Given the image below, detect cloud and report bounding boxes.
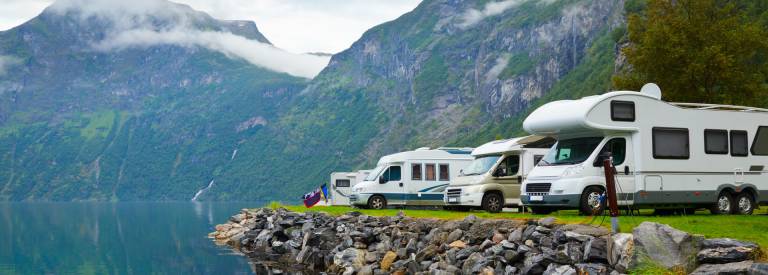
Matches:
[458,0,526,28]
[93,28,330,78]
[0,55,21,75]
[457,0,557,29]
[48,0,329,78]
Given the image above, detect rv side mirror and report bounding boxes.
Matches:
[459,169,464,176]
[379,177,387,184]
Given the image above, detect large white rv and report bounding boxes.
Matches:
[521,83,768,215]
[329,170,371,206]
[443,136,553,212]
[350,147,474,209]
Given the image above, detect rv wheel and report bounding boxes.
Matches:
[368,195,387,210]
[711,192,735,215]
[482,193,503,213]
[735,193,755,215]
[579,186,605,216]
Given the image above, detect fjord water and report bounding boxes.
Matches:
[0,202,261,274]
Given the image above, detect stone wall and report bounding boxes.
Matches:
[210,208,766,274]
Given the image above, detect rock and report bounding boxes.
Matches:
[448,240,466,249]
[447,229,463,243]
[215,224,232,232]
[575,263,609,275]
[697,246,756,264]
[525,239,535,247]
[462,252,484,275]
[505,265,517,275]
[565,231,591,243]
[523,225,537,240]
[456,247,475,261]
[334,248,366,270]
[492,232,505,244]
[583,237,608,263]
[521,253,549,274]
[543,263,577,275]
[364,252,379,263]
[358,265,374,275]
[608,233,633,273]
[480,239,494,250]
[509,227,524,242]
[380,251,398,271]
[559,224,609,237]
[630,222,701,271]
[230,213,245,223]
[702,238,759,250]
[416,245,438,262]
[539,217,557,227]
[500,240,516,250]
[689,260,754,275]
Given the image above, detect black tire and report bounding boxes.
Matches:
[368,195,387,210]
[711,191,735,215]
[735,193,756,215]
[482,192,504,213]
[579,186,605,216]
[530,207,554,215]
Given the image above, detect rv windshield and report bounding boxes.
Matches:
[461,155,501,176]
[540,137,603,166]
[365,165,386,181]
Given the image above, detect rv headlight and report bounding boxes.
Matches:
[561,164,585,177]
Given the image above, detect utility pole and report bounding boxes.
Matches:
[602,158,620,233]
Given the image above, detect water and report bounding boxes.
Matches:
[0,202,263,275]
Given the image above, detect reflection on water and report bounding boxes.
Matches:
[0,202,263,274]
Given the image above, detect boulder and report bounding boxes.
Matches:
[697,246,756,264]
[539,217,557,228]
[559,224,609,237]
[607,233,633,273]
[334,248,366,270]
[447,229,463,243]
[630,222,701,271]
[583,237,609,263]
[689,260,754,275]
[543,263,577,275]
[509,227,524,242]
[380,251,398,271]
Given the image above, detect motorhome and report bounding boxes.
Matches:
[329,170,371,205]
[443,136,553,212]
[520,83,768,215]
[350,147,474,209]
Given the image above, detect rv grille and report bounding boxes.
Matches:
[525,183,551,194]
[446,188,462,198]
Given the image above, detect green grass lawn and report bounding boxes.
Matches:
[278,204,768,252]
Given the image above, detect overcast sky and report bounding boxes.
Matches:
[0,0,422,54]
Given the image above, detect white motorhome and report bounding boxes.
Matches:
[350,147,474,209]
[443,136,553,212]
[329,170,371,206]
[521,83,768,215]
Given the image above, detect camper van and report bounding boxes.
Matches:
[443,136,553,212]
[520,83,768,215]
[350,147,474,209]
[329,170,371,206]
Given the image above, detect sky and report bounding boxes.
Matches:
[0,0,422,54]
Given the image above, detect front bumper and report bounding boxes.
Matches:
[521,194,580,208]
[444,187,484,207]
[349,193,373,206]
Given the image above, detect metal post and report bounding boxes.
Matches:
[602,159,620,233]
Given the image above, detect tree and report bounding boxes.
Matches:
[613,0,768,106]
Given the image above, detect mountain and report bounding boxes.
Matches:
[205,0,628,200]
[0,0,313,201]
[0,0,629,201]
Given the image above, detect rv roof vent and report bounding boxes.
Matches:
[414,147,431,151]
[640,83,662,100]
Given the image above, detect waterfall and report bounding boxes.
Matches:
[191,180,215,201]
[231,149,238,160]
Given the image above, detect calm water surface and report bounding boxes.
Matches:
[0,202,264,274]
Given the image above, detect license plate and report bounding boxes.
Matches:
[530,196,543,201]
[448,198,459,203]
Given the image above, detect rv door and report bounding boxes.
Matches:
[596,137,635,204]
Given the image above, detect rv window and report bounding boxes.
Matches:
[596,138,626,166]
[611,100,635,122]
[704,129,728,154]
[462,155,501,176]
[496,155,520,176]
[382,166,401,182]
[411,163,422,180]
[731,130,748,157]
[540,137,603,166]
[439,164,450,181]
[652,127,689,159]
[752,126,768,155]
[335,179,351,187]
[425,164,436,181]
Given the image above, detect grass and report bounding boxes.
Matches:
[277,204,768,254]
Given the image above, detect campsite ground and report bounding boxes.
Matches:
[279,204,768,256]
